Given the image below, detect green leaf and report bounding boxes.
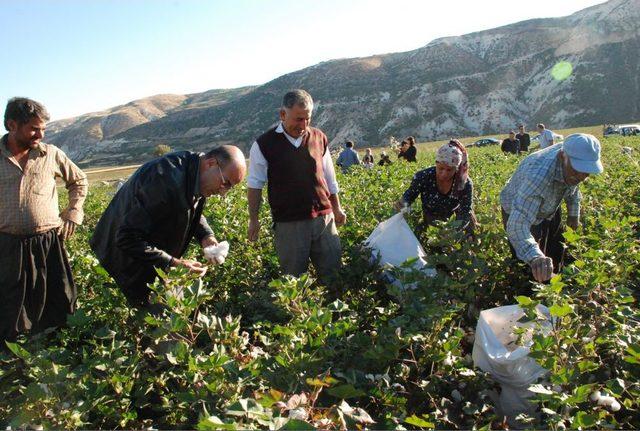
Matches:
[306,377,330,387]
[327,384,366,399]
[67,309,91,327]
[279,419,315,430]
[577,360,599,373]
[549,303,573,317]
[573,411,597,428]
[516,296,533,306]
[197,415,237,430]
[405,415,435,428]
[566,384,597,404]
[5,342,30,360]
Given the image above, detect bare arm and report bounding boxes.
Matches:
[248,187,263,241]
[329,193,346,226]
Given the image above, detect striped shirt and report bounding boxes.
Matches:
[500,144,580,263]
[0,135,88,235]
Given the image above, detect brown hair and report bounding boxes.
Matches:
[4,97,50,131]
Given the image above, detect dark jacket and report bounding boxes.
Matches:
[90,151,213,300]
[501,138,520,154]
[515,132,530,151]
[399,145,417,162]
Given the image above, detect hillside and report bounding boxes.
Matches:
[45,0,640,167]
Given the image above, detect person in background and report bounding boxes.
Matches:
[398,136,418,162]
[394,140,476,234]
[537,123,555,149]
[500,134,603,283]
[378,151,392,166]
[1,97,88,343]
[362,148,374,168]
[501,131,521,154]
[90,145,247,308]
[247,89,346,281]
[336,140,360,172]
[516,124,531,152]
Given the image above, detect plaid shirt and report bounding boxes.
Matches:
[0,135,88,235]
[500,144,580,263]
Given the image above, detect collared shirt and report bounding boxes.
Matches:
[0,134,88,235]
[247,122,339,194]
[336,148,360,170]
[500,144,581,263]
[539,129,555,149]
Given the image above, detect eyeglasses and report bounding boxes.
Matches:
[217,164,232,188]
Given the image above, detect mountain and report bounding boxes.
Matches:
[45,0,640,167]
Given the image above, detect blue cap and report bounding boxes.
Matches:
[562,133,604,174]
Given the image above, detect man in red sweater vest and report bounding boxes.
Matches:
[247,90,346,281]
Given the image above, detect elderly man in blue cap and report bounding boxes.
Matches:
[500,133,604,282]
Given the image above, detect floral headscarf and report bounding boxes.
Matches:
[436,142,463,168]
[436,140,470,195]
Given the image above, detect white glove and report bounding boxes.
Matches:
[203,241,230,265]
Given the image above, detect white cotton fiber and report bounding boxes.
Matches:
[203,241,230,265]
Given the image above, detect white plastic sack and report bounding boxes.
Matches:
[365,212,428,269]
[203,241,230,265]
[472,304,552,419]
[364,213,436,289]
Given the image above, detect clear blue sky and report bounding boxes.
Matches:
[0,0,604,121]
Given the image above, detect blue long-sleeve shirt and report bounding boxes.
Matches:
[500,145,581,263]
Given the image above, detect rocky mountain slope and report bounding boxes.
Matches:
[45,0,640,167]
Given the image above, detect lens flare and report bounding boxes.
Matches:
[551,61,573,81]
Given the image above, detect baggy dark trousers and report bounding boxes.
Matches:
[0,229,76,343]
[502,206,567,272]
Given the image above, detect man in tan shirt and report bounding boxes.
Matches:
[0,97,88,343]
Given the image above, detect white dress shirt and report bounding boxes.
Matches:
[247,122,340,194]
[539,129,555,149]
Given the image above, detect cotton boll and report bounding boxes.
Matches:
[597,395,615,407]
[609,400,621,412]
[590,390,601,402]
[443,352,454,366]
[204,241,230,265]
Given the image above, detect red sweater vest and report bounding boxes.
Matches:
[257,126,333,222]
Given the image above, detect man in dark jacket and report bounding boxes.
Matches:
[90,145,246,307]
[501,131,521,154]
[516,124,531,152]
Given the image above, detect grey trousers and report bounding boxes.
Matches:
[273,214,342,280]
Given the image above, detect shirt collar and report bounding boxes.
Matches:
[553,154,566,184]
[275,122,306,143]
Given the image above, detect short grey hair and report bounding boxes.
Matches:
[282,89,313,111]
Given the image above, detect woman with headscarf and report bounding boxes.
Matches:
[394,140,476,232]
